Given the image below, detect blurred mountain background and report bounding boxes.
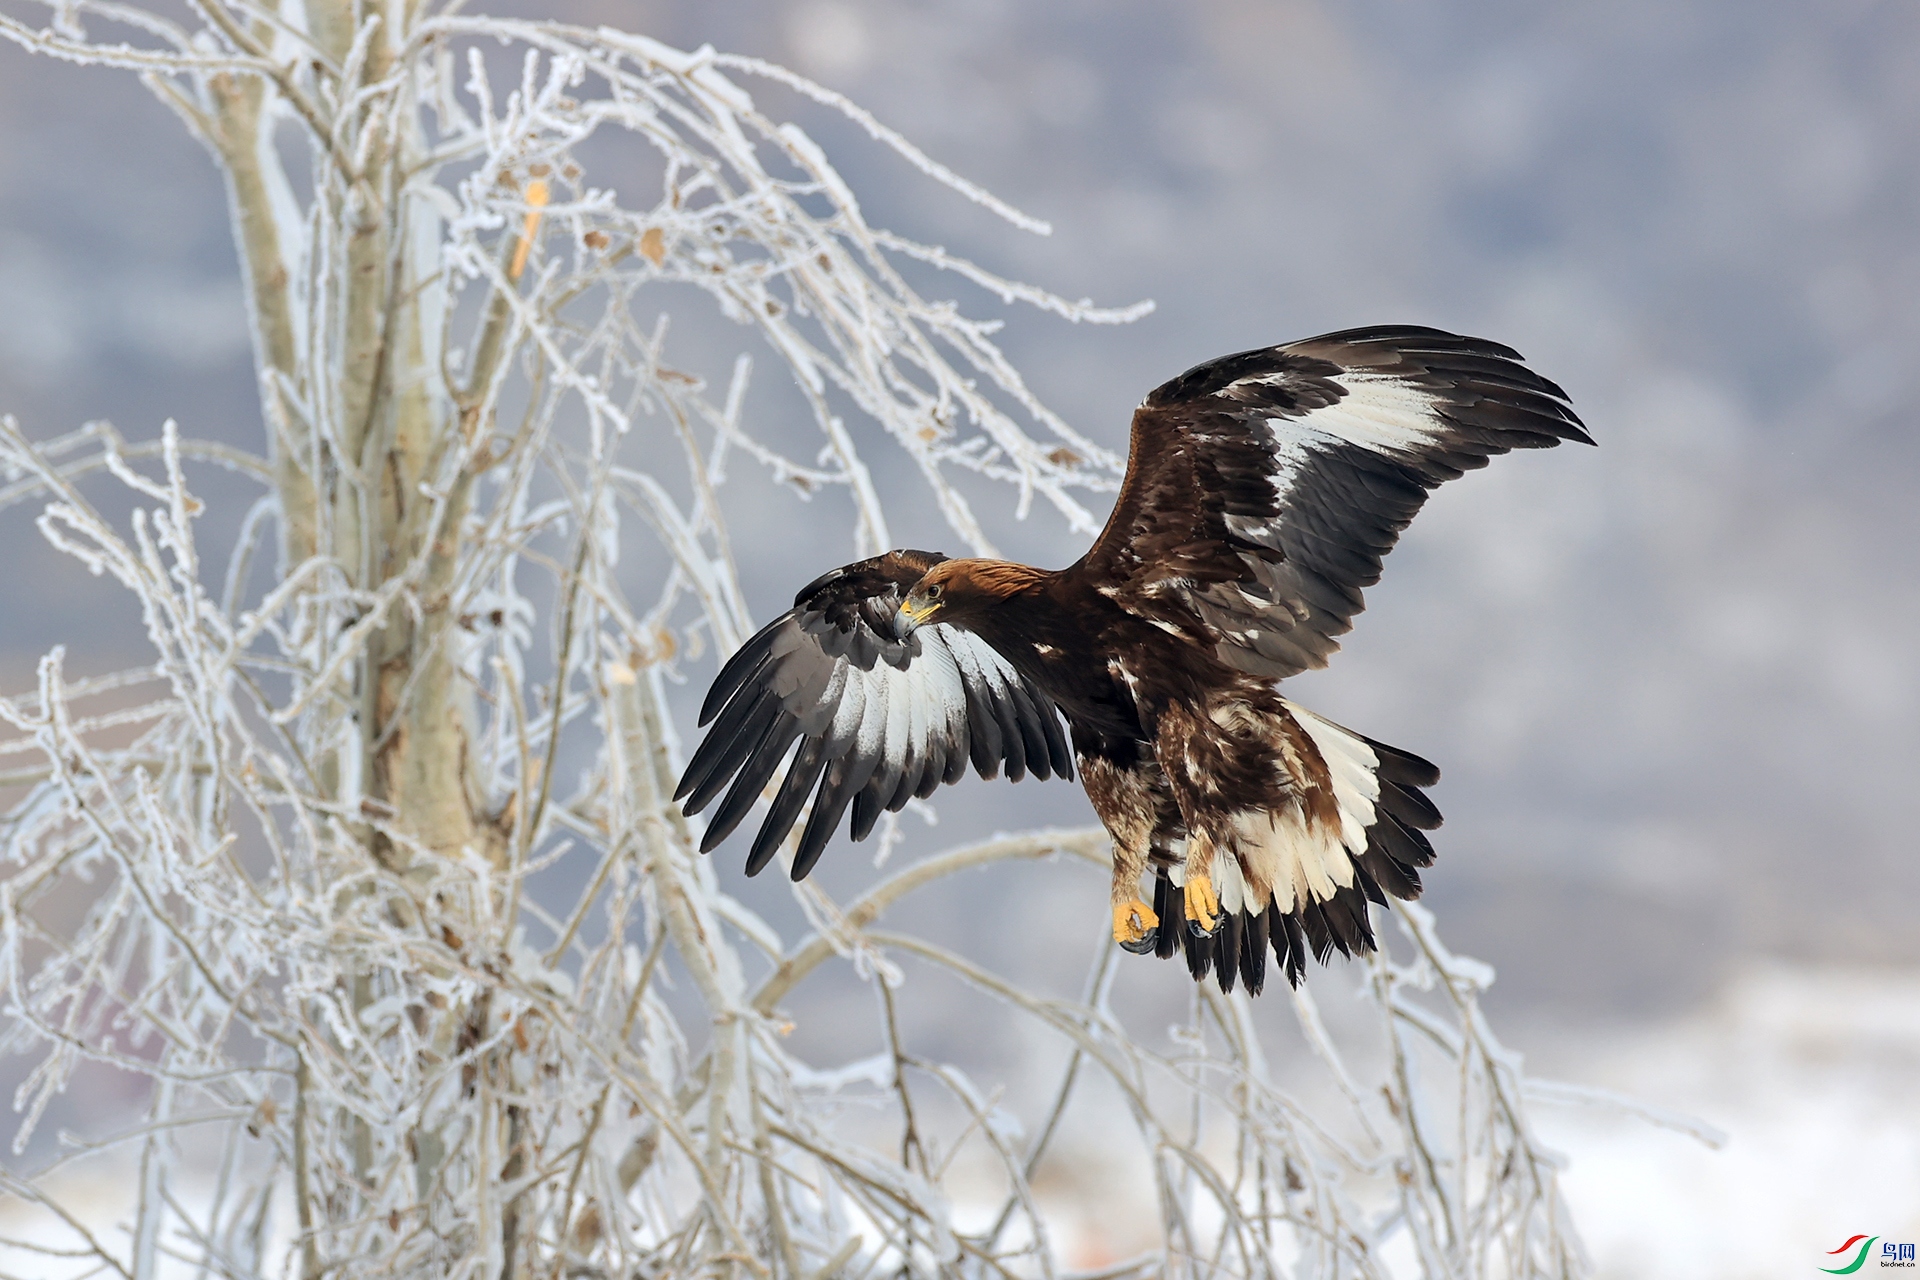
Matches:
[3,1,1916,1273]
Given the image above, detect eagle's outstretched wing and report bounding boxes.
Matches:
[1078,326,1592,679]
[675,549,1071,879]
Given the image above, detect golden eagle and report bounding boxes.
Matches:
[677,327,1589,993]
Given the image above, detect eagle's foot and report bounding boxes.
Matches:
[1113,899,1160,950]
[1183,873,1220,938]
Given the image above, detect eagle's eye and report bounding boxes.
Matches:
[925,583,943,600]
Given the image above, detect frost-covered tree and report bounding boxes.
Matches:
[0,2,1716,1276]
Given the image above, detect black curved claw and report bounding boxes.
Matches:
[1187,914,1222,940]
[1118,928,1160,956]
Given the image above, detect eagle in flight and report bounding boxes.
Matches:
[676,327,1589,995]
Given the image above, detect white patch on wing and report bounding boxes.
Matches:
[848,664,881,758]
[948,628,1020,691]
[878,662,910,769]
[808,625,1003,780]
[915,631,965,755]
[828,665,865,744]
[943,626,1051,766]
[1237,374,1442,533]
[942,628,986,694]
[942,629,1001,699]
[1199,378,1457,679]
[1314,370,1445,454]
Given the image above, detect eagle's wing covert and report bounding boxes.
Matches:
[674,549,1071,880]
[1079,326,1592,679]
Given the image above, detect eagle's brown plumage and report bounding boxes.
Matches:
[677,326,1590,994]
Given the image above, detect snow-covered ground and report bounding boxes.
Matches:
[1539,963,1920,1279]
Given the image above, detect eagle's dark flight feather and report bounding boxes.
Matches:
[1084,325,1591,680]
[675,548,1070,880]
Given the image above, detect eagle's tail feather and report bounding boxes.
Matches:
[1181,909,1213,983]
[1152,868,1179,960]
[1362,735,1440,789]
[1213,911,1244,994]
[1122,716,1439,995]
[1274,905,1308,988]
[1301,901,1339,963]
[1239,907,1270,996]
[1354,859,1392,907]
[1147,898,1276,996]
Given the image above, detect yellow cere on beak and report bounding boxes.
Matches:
[893,594,940,639]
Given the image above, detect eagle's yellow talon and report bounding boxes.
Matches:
[1184,874,1219,934]
[1112,899,1159,945]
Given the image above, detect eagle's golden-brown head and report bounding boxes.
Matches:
[894,557,1044,637]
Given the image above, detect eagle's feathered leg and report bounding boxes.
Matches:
[1079,752,1159,949]
[1147,698,1273,941]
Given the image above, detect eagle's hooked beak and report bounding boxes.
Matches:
[892,593,939,639]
